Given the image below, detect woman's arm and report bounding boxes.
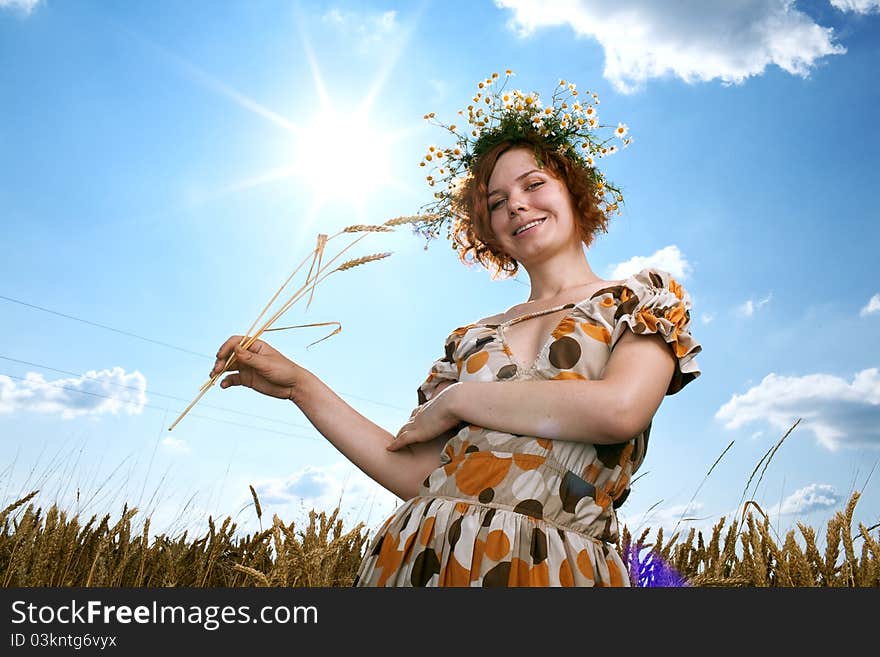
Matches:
[390,328,677,451]
[212,336,450,501]
[448,329,676,443]
[292,372,452,499]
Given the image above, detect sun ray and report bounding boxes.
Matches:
[219,166,299,195]
[119,25,303,136]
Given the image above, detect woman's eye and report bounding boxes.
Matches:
[490,198,506,211]
[526,181,543,191]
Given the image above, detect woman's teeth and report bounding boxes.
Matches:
[514,218,545,236]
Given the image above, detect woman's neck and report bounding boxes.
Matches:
[523,251,601,303]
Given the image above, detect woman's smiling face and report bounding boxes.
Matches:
[486,147,579,265]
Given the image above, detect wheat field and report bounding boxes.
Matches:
[1,487,876,587]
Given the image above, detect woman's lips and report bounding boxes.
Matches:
[513,217,546,238]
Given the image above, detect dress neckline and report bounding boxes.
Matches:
[473,281,622,329]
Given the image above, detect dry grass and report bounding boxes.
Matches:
[1,488,876,587]
[0,489,368,587]
[618,491,879,587]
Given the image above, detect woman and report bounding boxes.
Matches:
[211,76,702,586]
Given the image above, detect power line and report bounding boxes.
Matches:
[0,355,317,432]
[0,294,210,359]
[0,371,324,442]
[0,293,412,412]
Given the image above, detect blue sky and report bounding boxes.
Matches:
[1,0,878,551]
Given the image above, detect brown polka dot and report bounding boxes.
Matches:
[496,363,518,379]
[478,488,494,503]
[481,508,496,527]
[447,517,462,550]
[513,499,544,519]
[530,528,548,564]
[410,549,441,586]
[559,471,596,513]
[595,442,627,468]
[548,336,581,369]
[483,561,511,587]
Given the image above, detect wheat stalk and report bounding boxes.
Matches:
[169,228,394,431]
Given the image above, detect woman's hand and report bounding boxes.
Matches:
[387,383,464,451]
[211,335,305,402]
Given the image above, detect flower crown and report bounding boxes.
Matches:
[413,70,633,250]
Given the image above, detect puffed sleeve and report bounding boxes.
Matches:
[416,326,466,405]
[610,267,702,395]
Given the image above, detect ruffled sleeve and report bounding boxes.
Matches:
[416,326,466,405]
[610,267,702,395]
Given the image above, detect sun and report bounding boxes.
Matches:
[292,108,393,210]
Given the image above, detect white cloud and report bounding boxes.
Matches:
[0,0,41,15]
[608,244,692,280]
[252,462,400,530]
[737,293,772,317]
[321,8,398,46]
[495,0,847,93]
[701,312,715,325]
[860,293,880,317]
[715,368,880,450]
[0,368,147,419]
[830,0,880,14]
[776,484,840,515]
[161,436,191,455]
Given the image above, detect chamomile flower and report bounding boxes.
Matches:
[415,69,631,249]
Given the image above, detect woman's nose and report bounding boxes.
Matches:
[507,193,527,216]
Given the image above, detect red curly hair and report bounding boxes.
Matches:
[452,134,609,279]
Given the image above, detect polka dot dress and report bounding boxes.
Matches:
[355,267,702,587]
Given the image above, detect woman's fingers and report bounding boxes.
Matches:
[220,373,240,389]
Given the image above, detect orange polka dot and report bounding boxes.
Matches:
[454,501,469,514]
[601,296,615,307]
[530,560,550,586]
[552,317,577,339]
[466,350,489,373]
[455,453,512,496]
[419,517,436,546]
[510,558,531,586]
[551,371,586,380]
[636,308,659,332]
[558,560,574,586]
[669,278,684,300]
[536,438,553,451]
[513,453,545,470]
[607,558,626,587]
[580,321,611,344]
[577,549,594,578]
[583,462,601,483]
[595,488,612,510]
[484,530,511,561]
[440,554,471,586]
